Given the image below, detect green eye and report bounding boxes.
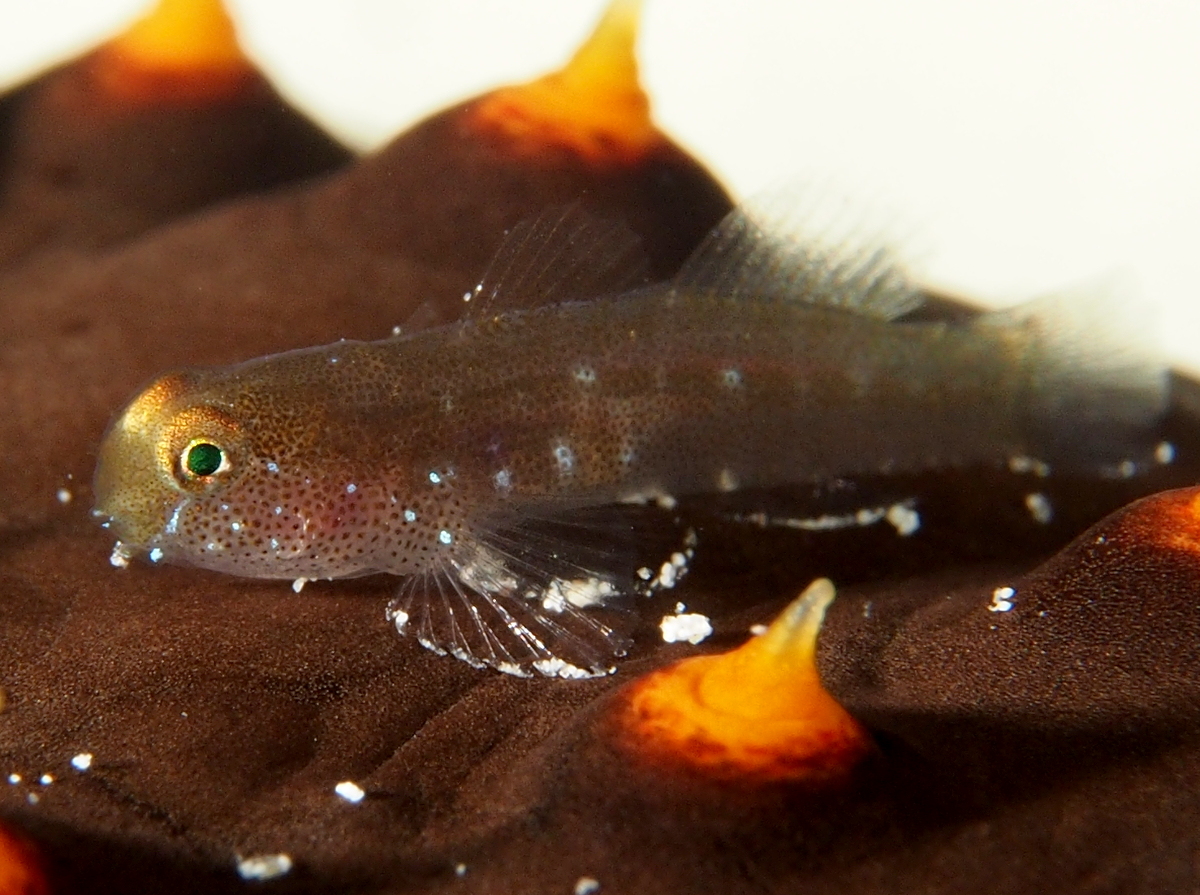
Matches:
[182,441,225,478]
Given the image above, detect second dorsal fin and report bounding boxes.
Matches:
[467,204,650,317]
[672,191,922,321]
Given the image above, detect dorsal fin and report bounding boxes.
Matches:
[467,204,649,317]
[672,191,922,321]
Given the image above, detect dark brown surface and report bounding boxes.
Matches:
[4,17,1200,895]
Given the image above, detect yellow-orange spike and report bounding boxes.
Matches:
[94,0,255,102]
[615,579,872,785]
[467,0,661,165]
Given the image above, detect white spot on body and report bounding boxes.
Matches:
[428,471,442,485]
[552,440,576,475]
[539,577,617,613]
[346,483,357,494]
[989,586,1016,613]
[404,509,417,523]
[1155,441,1176,464]
[573,365,597,384]
[292,578,308,593]
[575,877,601,895]
[660,612,713,645]
[749,623,769,636]
[230,521,242,532]
[148,547,164,564]
[71,753,93,771]
[56,488,72,504]
[237,854,294,881]
[721,368,742,388]
[391,325,403,336]
[438,530,454,545]
[1025,492,1054,525]
[7,774,20,785]
[493,468,512,491]
[532,657,605,679]
[885,502,921,536]
[1008,455,1052,477]
[164,505,182,535]
[39,774,53,786]
[334,781,366,803]
[266,461,279,473]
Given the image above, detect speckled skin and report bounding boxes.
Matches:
[94,288,1035,583]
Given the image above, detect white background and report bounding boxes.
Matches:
[3,0,1198,374]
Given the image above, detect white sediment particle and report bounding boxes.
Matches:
[532,657,601,680]
[237,854,293,881]
[636,567,652,581]
[391,325,403,336]
[404,509,417,522]
[886,502,920,536]
[717,468,739,493]
[1116,459,1137,478]
[26,792,38,805]
[674,602,686,613]
[454,863,468,877]
[39,774,53,786]
[573,364,597,384]
[721,368,742,388]
[109,542,131,569]
[334,781,365,803]
[56,488,72,504]
[71,753,93,771]
[660,612,713,645]
[1008,455,1051,477]
[266,461,279,473]
[292,578,308,593]
[428,471,442,484]
[553,441,576,474]
[1155,441,1176,465]
[388,608,410,633]
[540,578,617,613]
[493,468,512,491]
[989,586,1016,613]
[655,493,677,510]
[575,877,601,895]
[1025,492,1053,525]
[7,773,20,784]
[148,547,164,563]
[346,483,357,494]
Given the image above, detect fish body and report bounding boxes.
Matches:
[93,203,1166,677]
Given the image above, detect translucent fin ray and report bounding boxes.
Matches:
[672,189,921,320]
[468,204,650,316]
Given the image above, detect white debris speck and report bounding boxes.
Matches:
[346,483,357,494]
[391,325,403,336]
[1024,492,1053,525]
[39,774,53,786]
[388,608,410,634]
[573,365,597,384]
[454,863,468,877]
[56,488,72,504]
[493,468,512,491]
[26,792,38,805]
[655,493,677,510]
[237,854,293,881]
[721,368,742,388]
[1116,459,1137,478]
[575,877,601,895]
[540,577,617,613]
[660,612,713,645]
[1008,455,1051,477]
[656,560,677,589]
[109,542,131,568]
[717,468,739,492]
[674,602,686,613]
[148,547,164,563]
[334,781,365,803]
[636,567,652,581]
[404,509,417,522]
[989,586,1016,613]
[1155,441,1176,465]
[7,773,20,785]
[230,521,242,532]
[429,471,442,484]
[70,753,93,772]
[292,578,308,593]
[749,623,769,636]
[863,601,873,619]
[532,657,602,679]
[886,502,921,536]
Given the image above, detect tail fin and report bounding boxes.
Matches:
[975,277,1168,471]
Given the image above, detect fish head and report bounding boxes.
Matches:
[93,369,253,564]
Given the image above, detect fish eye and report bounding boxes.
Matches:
[180,439,229,480]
